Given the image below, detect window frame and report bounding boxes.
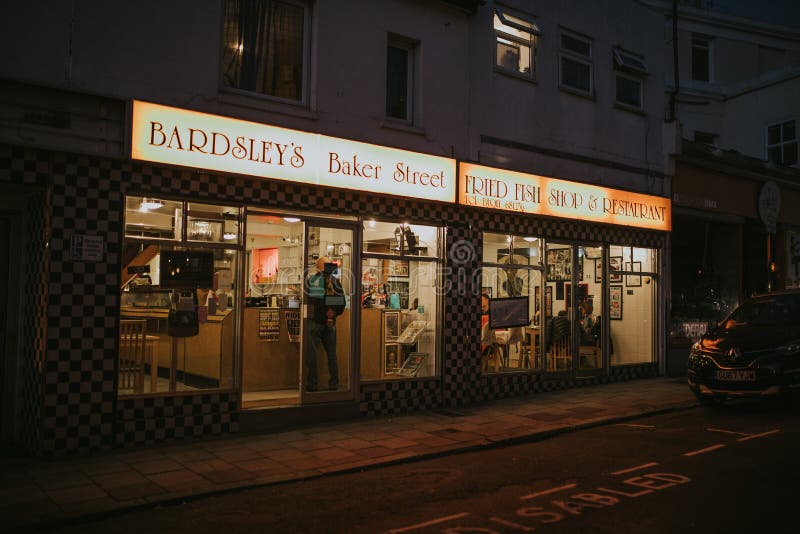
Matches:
[360,220,445,382]
[219,0,312,106]
[766,119,798,166]
[385,34,418,125]
[691,33,712,83]
[612,48,647,111]
[559,29,593,95]
[494,5,541,79]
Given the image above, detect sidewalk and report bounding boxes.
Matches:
[0,377,696,532]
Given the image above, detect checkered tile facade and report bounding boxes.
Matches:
[115,393,239,447]
[1,140,666,455]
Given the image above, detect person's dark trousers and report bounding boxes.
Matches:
[306,320,339,390]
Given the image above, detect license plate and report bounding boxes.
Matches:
[714,370,755,381]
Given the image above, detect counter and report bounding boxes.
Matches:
[119,306,235,389]
[242,307,351,392]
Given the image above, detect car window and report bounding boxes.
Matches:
[729,294,800,325]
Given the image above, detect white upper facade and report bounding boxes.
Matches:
[642,0,800,168]
[0,0,669,194]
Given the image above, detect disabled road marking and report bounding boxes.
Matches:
[706,427,751,436]
[684,444,726,456]
[384,512,471,533]
[737,429,780,441]
[610,462,660,475]
[520,483,577,500]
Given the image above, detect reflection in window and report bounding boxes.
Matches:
[360,222,442,381]
[221,0,307,101]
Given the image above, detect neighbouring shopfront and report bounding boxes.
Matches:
[669,143,800,375]
[1,99,671,455]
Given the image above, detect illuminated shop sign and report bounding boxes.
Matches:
[458,163,671,231]
[131,100,456,203]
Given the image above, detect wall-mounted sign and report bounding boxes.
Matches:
[70,234,104,262]
[131,100,456,203]
[458,163,671,231]
[758,180,780,234]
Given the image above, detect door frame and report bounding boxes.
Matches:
[0,185,36,446]
[299,217,361,405]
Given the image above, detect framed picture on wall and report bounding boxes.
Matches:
[388,259,409,277]
[546,248,571,281]
[610,285,623,320]
[594,259,602,282]
[383,343,401,375]
[383,310,400,341]
[625,261,642,287]
[609,256,623,283]
[545,286,553,318]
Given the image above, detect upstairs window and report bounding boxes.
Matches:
[559,30,593,94]
[767,120,798,166]
[613,48,647,110]
[221,0,308,102]
[386,36,417,123]
[691,34,711,82]
[494,6,540,78]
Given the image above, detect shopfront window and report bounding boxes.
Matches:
[481,233,542,373]
[360,222,442,380]
[577,245,603,371]
[608,245,658,365]
[120,196,240,396]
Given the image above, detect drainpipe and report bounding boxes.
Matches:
[669,0,679,122]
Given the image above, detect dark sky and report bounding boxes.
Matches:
[710,0,800,28]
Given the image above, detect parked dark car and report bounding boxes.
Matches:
[687,289,800,405]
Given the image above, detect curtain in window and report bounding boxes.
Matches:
[222,0,304,101]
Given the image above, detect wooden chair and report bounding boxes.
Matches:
[481,323,503,373]
[119,319,147,393]
[550,336,572,371]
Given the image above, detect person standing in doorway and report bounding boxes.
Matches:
[305,256,345,391]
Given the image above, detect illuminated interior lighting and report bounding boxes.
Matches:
[223,232,236,240]
[283,217,300,223]
[523,236,537,242]
[139,198,164,210]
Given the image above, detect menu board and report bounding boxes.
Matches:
[258,309,281,341]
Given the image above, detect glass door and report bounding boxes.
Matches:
[300,222,357,403]
[544,242,574,372]
[577,245,603,372]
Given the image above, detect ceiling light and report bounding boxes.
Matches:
[140,198,164,211]
[283,217,300,223]
[223,232,237,240]
[523,237,537,242]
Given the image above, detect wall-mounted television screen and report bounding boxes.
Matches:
[159,251,214,288]
[489,297,530,329]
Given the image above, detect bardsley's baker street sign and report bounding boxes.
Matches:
[131,100,456,203]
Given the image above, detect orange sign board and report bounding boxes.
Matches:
[458,162,671,231]
[131,100,456,203]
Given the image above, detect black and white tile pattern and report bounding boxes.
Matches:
[1,142,666,455]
